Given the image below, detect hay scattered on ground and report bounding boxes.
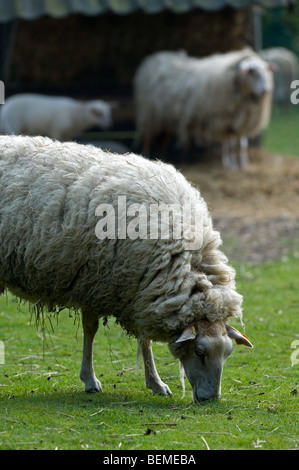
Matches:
[179,149,299,262]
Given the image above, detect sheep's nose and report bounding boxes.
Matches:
[256,86,268,97]
[193,391,220,403]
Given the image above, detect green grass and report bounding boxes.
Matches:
[263,104,299,158]
[0,256,298,450]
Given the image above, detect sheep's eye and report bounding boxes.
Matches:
[195,347,205,357]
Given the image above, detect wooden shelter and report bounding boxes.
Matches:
[0,0,294,151]
[0,1,294,93]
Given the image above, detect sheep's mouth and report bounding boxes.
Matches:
[193,390,220,403]
[251,89,268,100]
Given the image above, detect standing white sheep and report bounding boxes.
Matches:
[0,135,252,402]
[134,49,273,170]
[260,47,299,107]
[0,93,113,141]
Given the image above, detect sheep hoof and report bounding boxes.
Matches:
[84,377,103,393]
[151,382,172,396]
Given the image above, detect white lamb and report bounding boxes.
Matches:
[0,93,113,141]
[134,49,273,170]
[0,135,252,402]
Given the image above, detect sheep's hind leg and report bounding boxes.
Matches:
[238,137,248,169]
[80,311,102,392]
[139,339,172,396]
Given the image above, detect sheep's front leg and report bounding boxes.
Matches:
[139,339,172,396]
[238,137,248,169]
[79,311,102,392]
[221,138,238,171]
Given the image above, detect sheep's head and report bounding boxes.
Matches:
[86,100,114,129]
[169,320,252,402]
[236,56,274,99]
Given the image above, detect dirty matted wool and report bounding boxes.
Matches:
[0,135,242,342]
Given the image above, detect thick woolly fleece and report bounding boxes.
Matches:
[134,48,273,150]
[0,136,242,341]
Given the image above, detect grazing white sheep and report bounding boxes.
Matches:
[260,47,299,107]
[0,135,252,402]
[134,49,273,170]
[0,93,113,141]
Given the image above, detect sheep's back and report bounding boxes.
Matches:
[0,136,212,334]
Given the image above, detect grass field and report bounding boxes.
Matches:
[0,255,298,450]
[264,105,299,158]
[0,105,298,451]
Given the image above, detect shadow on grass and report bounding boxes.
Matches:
[2,386,235,417]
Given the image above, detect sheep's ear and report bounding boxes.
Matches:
[226,325,253,348]
[175,325,197,343]
[267,62,278,72]
[237,61,249,75]
[237,58,255,76]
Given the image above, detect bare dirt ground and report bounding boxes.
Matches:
[179,149,299,263]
